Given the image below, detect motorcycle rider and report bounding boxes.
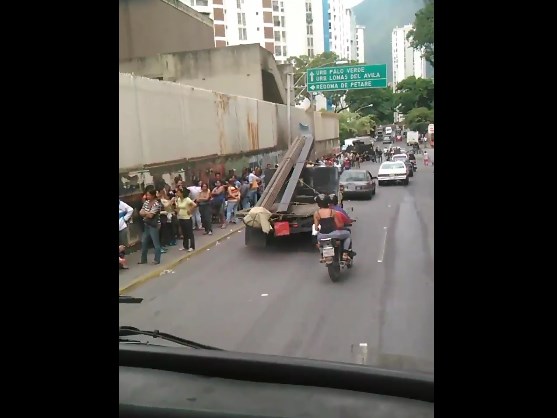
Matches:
[313,194,351,261]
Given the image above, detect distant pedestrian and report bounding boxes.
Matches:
[423,151,430,166]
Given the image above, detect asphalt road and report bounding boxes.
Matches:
[120,156,434,374]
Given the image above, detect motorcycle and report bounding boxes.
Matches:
[410,160,418,171]
[315,223,356,282]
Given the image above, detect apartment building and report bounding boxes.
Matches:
[355,25,365,63]
[184,0,365,63]
[391,24,427,86]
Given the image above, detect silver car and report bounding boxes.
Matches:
[340,169,377,200]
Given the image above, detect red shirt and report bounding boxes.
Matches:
[334,211,351,228]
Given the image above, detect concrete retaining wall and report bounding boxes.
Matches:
[120,73,337,172]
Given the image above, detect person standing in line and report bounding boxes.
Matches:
[187,180,202,230]
[119,199,134,247]
[119,199,134,268]
[138,189,163,265]
[175,188,197,252]
[224,178,241,227]
[197,183,213,235]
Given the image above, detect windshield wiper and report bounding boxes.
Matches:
[119,295,143,304]
[119,326,223,350]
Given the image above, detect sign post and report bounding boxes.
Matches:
[306,64,387,93]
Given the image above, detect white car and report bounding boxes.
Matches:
[377,161,409,186]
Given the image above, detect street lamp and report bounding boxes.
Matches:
[355,104,373,113]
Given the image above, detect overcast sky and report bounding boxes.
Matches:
[352,0,428,78]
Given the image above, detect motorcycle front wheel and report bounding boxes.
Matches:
[327,264,341,282]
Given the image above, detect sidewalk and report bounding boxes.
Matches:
[119,223,245,294]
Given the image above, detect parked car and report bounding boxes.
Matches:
[377,161,409,186]
[339,169,377,200]
[382,136,393,145]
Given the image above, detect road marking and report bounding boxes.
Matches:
[387,204,391,208]
[377,227,388,263]
[261,293,269,297]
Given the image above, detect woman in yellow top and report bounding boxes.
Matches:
[175,188,197,252]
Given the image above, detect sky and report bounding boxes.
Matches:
[352,0,432,79]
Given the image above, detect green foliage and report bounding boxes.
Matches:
[287,52,359,112]
[407,0,434,66]
[404,107,433,133]
[344,87,396,125]
[394,76,434,115]
[338,112,376,144]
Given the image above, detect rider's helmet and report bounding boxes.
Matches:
[314,193,330,208]
[328,193,338,205]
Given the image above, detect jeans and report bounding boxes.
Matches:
[317,230,351,251]
[247,189,258,207]
[226,201,238,223]
[199,204,212,232]
[178,218,195,250]
[141,224,161,263]
[241,196,251,210]
[119,228,129,246]
[191,208,202,229]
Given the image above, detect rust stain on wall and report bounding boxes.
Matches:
[247,117,259,151]
[215,92,230,155]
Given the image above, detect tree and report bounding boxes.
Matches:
[404,107,433,133]
[394,76,434,115]
[407,0,434,66]
[344,87,396,125]
[338,112,377,144]
[287,52,359,112]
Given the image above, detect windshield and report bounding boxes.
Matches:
[119,0,434,383]
[340,171,368,182]
[393,155,407,161]
[381,162,406,170]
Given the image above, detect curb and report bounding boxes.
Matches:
[119,224,245,295]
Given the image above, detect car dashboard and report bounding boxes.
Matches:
[119,345,433,418]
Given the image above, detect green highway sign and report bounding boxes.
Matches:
[306,64,387,92]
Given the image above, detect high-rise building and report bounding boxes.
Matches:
[182,0,324,62]
[391,24,427,86]
[184,0,364,63]
[321,0,363,62]
[355,25,365,63]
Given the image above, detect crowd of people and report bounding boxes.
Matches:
[118,167,272,268]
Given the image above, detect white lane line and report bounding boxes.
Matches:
[377,226,388,263]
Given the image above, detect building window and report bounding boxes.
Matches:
[307,37,313,47]
[275,46,282,55]
[281,16,285,26]
[308,49,314,57]
[237,0,242,9]
[272,1,279,12]
[238,28,247,40]
[306,2,312,12]
[282,31,286,41]
[273,17,280,26]
[196,0,208,5]
[237,13,246,26]
[282,46,287,56]
[274,31,280,41]
[306,25,313,35]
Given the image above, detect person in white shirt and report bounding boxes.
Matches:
[187,181,202,229]
[247,169,260,207]
[119,200,134,246]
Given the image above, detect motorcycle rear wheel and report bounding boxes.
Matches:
[327,264,341,282]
